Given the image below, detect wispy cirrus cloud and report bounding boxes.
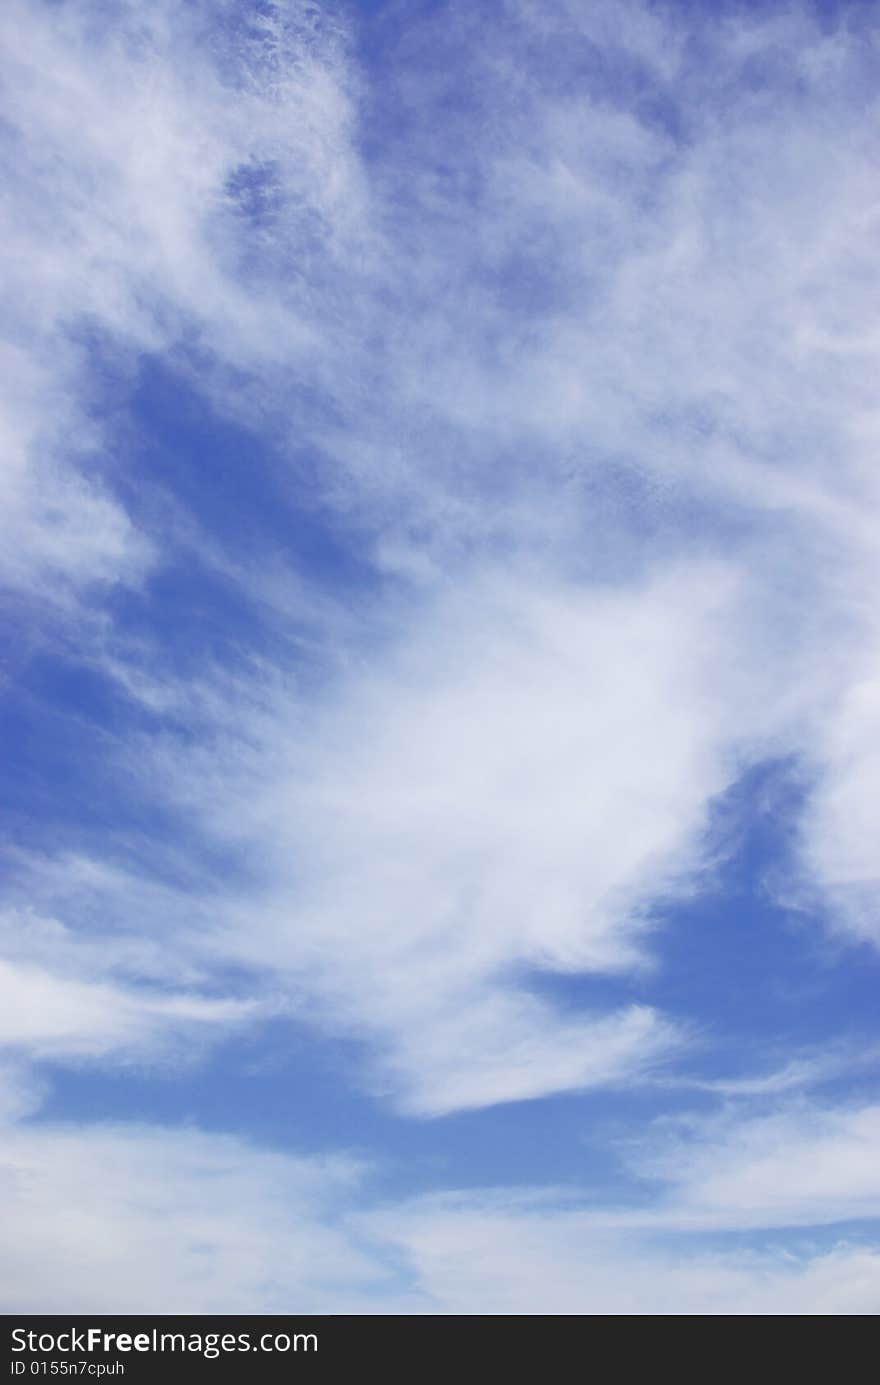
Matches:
[0,1118,401,1315]
[627,1099,880,1231]
[4,0,880,1108]
[365,1189,880,1315]
[3,0,880,1314]
[2,1090,880,1313]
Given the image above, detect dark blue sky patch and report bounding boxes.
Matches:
[29,1016,695,1199]
[517,757,880,1084]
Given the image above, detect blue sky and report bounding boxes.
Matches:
[2,0,880,1314]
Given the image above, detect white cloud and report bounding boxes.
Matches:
[0,956,253,1063]
[797,650,880,945]
[0,542,865,1116]
[0,0,368,604]
[263,0,880,977]
[1,1100,879,1314]
[6,0,880,1317]
[627,1100,880,1231]
[0,1063,44,1126]
[2,0,880,1127]
[0,1120,408,1314]
[0,340,151,602]
[3,564,748,1113]
[367,1189,880,1315]
[177,561,757,1113]
[0,903,257,1074]
[0,0,364,357]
